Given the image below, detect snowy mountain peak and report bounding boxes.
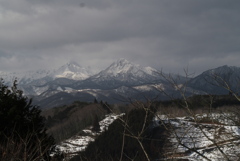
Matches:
[108,58,159,76]
[58,61,82,72]
[91,58,161,84]
[105,58,139,76]
[115,58,132,66]
[52,61,93,80]
[66,61,82,68]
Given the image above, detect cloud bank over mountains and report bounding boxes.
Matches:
[0,0,240,75]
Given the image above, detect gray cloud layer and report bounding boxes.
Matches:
[0,0,240,75]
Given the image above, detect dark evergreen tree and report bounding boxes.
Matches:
[92,115,101,132]
[93,98,98,104]
[101,101,111,113]
[0,79,55,160]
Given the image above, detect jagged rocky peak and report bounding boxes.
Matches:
[105,58,137,75]
[102,58,157,76]
[114,58,132,67]
[90,58,162,84]
[58,61,83,72]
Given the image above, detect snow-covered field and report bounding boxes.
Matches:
[154,113,240,161]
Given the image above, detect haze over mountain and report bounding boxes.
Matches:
[0,70,51,85]
[50,61,94,80]
[0,61,94,84]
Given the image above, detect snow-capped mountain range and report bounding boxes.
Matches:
[1,59,239,108]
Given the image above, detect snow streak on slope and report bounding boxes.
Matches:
[55,113,124,159]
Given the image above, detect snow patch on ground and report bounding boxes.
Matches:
[154,113,240,161]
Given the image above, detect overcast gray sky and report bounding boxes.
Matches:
[0,0,240,75]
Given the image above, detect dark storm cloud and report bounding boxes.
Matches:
[0,0,240,74]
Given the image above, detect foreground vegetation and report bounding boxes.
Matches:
[0,80,55,161]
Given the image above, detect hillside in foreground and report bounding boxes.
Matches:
[46,96,240,161]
